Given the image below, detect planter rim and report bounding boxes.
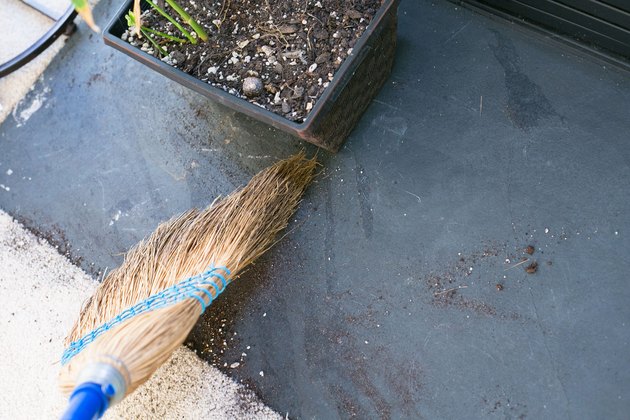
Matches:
[103,0,397,135]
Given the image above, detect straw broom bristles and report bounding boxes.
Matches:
[59,152,316,402]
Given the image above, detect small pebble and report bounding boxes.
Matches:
[346,9,362,19]
[261,45,274,57]
[282,101,291,113]
[315,52,329,65]
[242,77,263,97]
[278,24,297,34]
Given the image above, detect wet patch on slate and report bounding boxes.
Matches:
[489,31,558,130]
[354,163,373,239]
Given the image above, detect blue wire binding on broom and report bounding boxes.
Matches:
[61,265,231,365]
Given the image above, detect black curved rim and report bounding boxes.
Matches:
[0,6,77,78]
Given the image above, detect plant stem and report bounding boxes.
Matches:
[143,27,187,43]
[126,11,186,44]
[141,28,168,56]
[133,0,142,36]
[71,0,100,32]
[145,0,197,44]
[164,0,209,42]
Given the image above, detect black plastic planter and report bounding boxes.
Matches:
[104,0,398,152]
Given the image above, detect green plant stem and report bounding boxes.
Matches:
[145,0,196,44]
[141,28,168,56]
[126,11,185,54]
[164,0,209,42]
[142,27,186,43]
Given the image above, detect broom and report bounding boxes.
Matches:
[59,152,316,419]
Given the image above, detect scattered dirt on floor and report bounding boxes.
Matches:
[482,394,528,419]
[87,72,105,86]
[331,384,369,418]
[185,258,272,365]
[421,242,542,320]
[525,261,538,274]
[316,325,424,419]
[123,0,381,122]
[301,285,425,418]
[525,245,535,255]
[425,245,500,304]
[11,215,105,276]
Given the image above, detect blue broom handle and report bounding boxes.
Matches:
[60,382,110,420]
[60,362,127,420]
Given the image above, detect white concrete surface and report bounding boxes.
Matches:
[0,210,280,419]
[0,0,55,64]
[0,0,69,124]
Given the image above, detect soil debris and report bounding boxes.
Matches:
[525,245,535,255]
[125,0,382,122]
[525,261,538,274]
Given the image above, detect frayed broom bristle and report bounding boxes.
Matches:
[60,152,316,397]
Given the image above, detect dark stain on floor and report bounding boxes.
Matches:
[490,31,558,130]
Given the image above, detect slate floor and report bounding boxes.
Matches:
[1,0,629,418]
